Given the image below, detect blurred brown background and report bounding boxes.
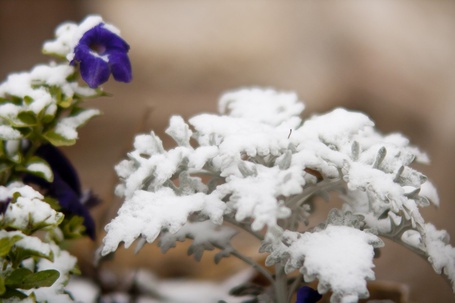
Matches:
[1,1,455,302]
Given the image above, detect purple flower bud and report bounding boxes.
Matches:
[71,23,132,88]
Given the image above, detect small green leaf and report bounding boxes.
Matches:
[61,215,86,239]
[23,96,33,105]
[42,130,76,146]
[42,197,61,211]
[0,235,22,257]
[17,112,37,126]
[58,96,73,109]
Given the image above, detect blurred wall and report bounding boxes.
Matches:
[1,1,455,302]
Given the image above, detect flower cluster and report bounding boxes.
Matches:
[0,15,131,301]
[102,88,455,302]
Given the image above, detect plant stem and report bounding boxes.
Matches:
[211,242,275,285]
[274,263,288,303]
[383,233,454,292]
[287,274,302,302]
[288,178,344,208]
[224,216,264,241]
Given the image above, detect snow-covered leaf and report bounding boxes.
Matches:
[285,225,383,302]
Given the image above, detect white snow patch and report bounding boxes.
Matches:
[287,225,381,301]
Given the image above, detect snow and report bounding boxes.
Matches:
[102,188,226,255]
[420,180,440,206]
[219,87,304,127]
[423,223,455,291]
[54,108,100,140]
[0,230,53,259]
[218,165,303,231]
[66,278,100,303]
[132,132,165,155]
[0,125,21,140]
[136,268,254,303]
[159,221,237,261]
[286,225,382,302]
[43,15,122,61]
[4,184,63,230]
[165,115,193,147]
[33,242,78,303]
[295,108,374,153]
[27,162,53,181]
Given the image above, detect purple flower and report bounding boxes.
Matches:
[71,23,132,88]
[0,198,10,215]
[23,144,99,239]
[296,286,322,303]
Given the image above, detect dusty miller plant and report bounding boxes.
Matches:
[101,88,455,303]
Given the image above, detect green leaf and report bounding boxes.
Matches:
[10,246,54,267]
[0,287,27,299]
[5,268,33,288]
[42,197,61,211]
[0,275,5,295]
[5,268,59,289]
[0,235,22,257]
[22,270,60,289]
[23,96,33,106]
[0,161,14,174]
[42,130,76,146]
[61,215,86,239]
[17,111,37,126]
[58,96,73,109]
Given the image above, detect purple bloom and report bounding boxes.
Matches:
[71,23,132,88]
[296,286,322,303]
[0,198,10,215]
[23,144,98,239]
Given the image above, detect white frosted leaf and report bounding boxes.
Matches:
[102,188,225,256]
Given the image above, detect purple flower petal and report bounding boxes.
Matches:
[72,23,132,88]
[0,198,10,215]
[109,51,132,83]
[79,53,110,88]
[23,144,97,239]
[34,144,81,196]
[51,171,96,239]
[296,286,322,303]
